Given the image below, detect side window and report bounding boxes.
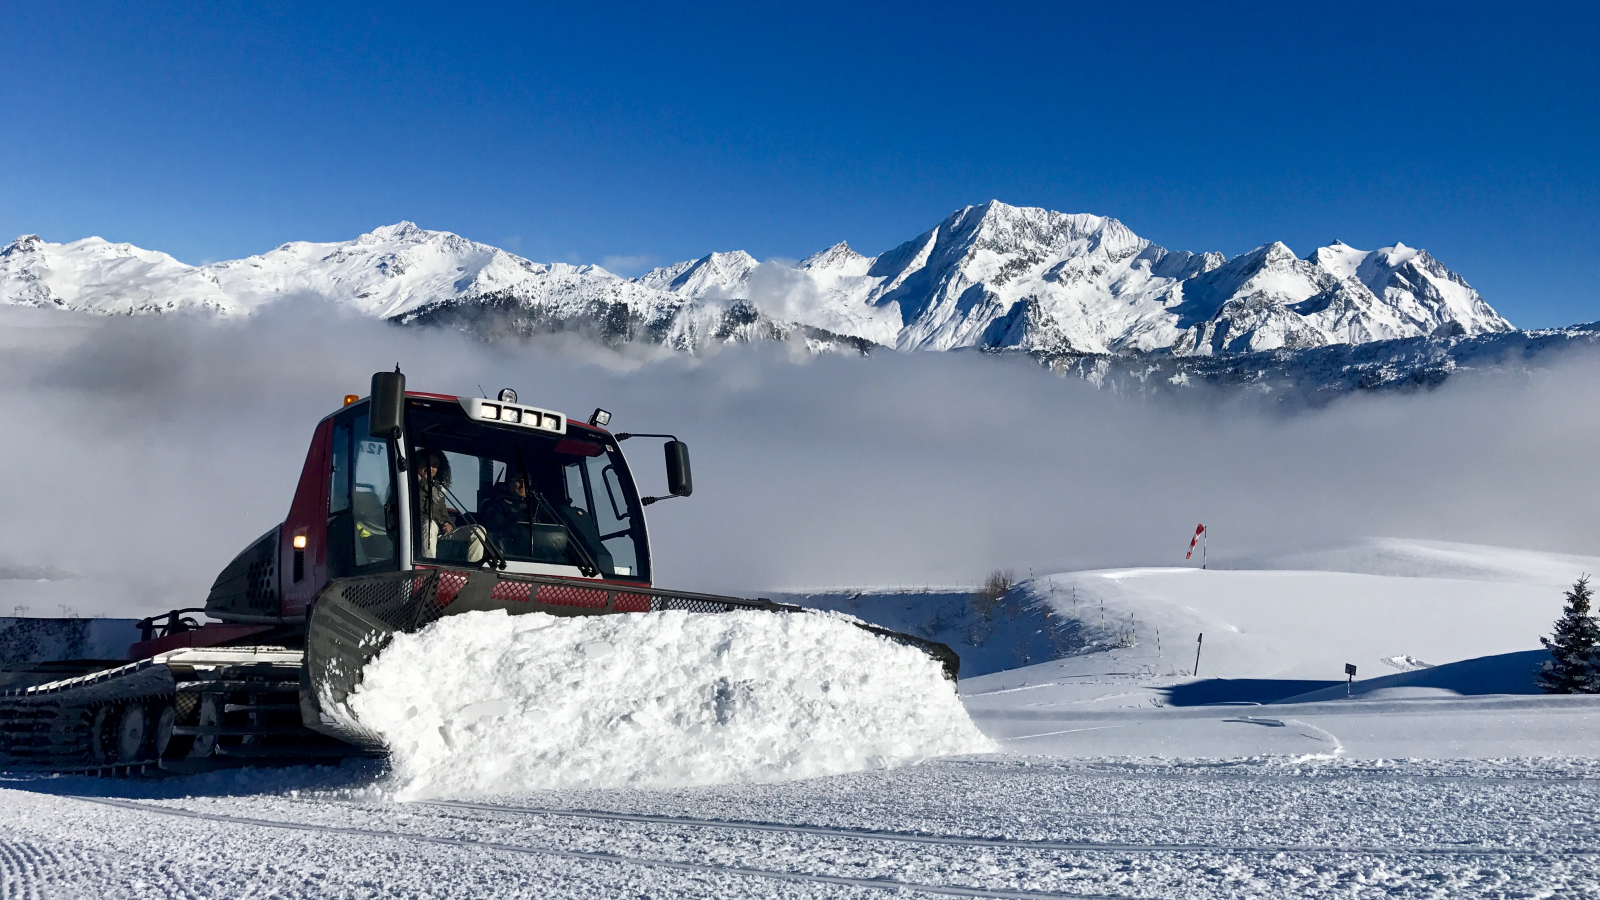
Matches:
[600,465,629,522]
[589,460,629,536]
[329,421,351,514]
[351,413,396,569]
[563,463,588,513]
[586,455,638,577]
[561,460,615,574]
[443,451,480,513]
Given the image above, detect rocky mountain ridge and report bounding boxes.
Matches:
[0,202,1513,359]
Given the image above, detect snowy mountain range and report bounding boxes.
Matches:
[1,201,1512,359]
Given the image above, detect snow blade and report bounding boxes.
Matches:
[300,570,959,743]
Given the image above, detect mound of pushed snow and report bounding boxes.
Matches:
[347,609,992,798]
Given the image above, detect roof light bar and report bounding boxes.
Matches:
[460,397,567,435]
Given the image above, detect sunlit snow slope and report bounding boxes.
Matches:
[942,539,1600,758]
[795,539,1592,683]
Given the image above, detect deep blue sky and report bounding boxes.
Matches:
[3,1,1596,327]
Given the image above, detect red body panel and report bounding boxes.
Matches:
[128,624,275,660]
[413,564,650,589]
[280,420,333,617]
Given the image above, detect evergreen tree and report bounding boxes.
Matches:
[1538,575,1600,694]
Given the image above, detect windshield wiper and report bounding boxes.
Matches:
[515,444,601,578]
[527,487,601,578]
[437,481,510,571]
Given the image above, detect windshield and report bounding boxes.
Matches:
[405,399,649,582]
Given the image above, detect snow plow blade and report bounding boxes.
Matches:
[301,569,959,746]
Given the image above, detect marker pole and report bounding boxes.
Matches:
[1194,633,1204,677]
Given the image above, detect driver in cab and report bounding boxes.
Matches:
[481,468,533,552]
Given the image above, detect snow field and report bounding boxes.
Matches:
[3,755,1596,899]
[928,541,1600,759]
[346,609,993,798]
[1031,566,1570,682]
[3,540,1599,897]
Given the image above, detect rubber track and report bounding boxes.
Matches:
[2,659,371,772]
[420,799,1600,859]
[73,798,1124,900]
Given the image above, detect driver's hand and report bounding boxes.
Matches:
[441,521,454,534]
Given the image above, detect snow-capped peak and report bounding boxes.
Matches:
[1309,240,1368,281]
[362,221,426,243]
[4,235,45,256]
[799,241,871,275]
[1374,241,1421,267]
[0,207,1513,357]
[635,250,757,299]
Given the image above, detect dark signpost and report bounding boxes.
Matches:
[1345,662,1357,697]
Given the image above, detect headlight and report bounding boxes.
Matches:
[461,397,567,435]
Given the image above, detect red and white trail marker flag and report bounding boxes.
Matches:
[1186,524,1206,560]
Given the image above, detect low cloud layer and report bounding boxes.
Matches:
[1,303,1596,617]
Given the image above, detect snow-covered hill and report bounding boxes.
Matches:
[793,539,1595,682]
[1,202,1511,358]
[0,222,700,336]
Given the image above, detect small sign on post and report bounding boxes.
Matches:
[1344,663,1357,697]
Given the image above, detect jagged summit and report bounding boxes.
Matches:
[638,250,756,299]
[366,221,424,241]
[4,235,45,256]
[799,241,870,274]
[0,205,1511,356]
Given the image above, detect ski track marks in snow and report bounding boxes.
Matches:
[74,797,1116,900]
[6,756,1597,898]
[0,839,72,900]
[416,798,1600,858]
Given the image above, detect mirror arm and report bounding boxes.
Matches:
[613,433,693,499]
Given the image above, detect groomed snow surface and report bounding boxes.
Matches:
[4,757,1597,898]
[2,540,1598,898]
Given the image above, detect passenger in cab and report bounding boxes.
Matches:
[416,450,489,564]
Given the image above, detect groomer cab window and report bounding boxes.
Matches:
[404,397,650,582]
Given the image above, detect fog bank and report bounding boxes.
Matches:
[1,303,1595,616]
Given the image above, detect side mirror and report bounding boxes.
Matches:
[369,370,406,439]
[664,440,692,497]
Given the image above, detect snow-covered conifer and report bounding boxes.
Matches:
[1538,575,1600,694]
